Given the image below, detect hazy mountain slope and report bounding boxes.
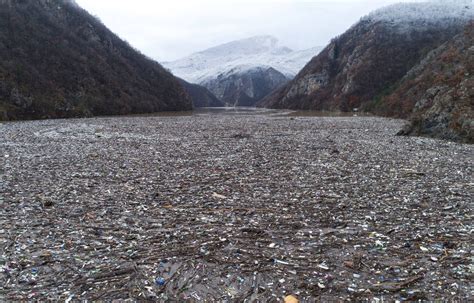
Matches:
[395,23,473,143]
[164,36,322,106]
[0,0,191,120]
[260,2,473,114]
[178,79,224,108]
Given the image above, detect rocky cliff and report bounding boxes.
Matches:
[0,0,191,120]
[260,2,473,115]
[396,23,473,143]
[201,66,289,107]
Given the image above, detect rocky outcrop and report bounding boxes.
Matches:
[396,23,473,143]
[0,0,191,120]
[260,2,473,115]
[202,67,289,107]
[178,79,224,108]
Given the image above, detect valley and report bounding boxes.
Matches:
[0,0,473,301]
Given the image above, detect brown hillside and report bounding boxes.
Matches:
[0,0,191,120]
[259,3,472,118]
[396,23,473,143]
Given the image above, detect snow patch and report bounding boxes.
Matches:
[364,1,473,27]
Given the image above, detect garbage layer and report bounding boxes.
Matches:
[0,113,472,301]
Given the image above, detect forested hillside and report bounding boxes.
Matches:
[0,0,191,120]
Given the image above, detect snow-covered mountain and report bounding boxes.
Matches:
[164,36,322,84]
[163,36,322,106]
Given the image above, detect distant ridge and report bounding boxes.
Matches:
[164,35,321,83]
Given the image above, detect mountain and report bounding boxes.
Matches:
[201,66,289,107]
[0,0,191,120]
[164,36,321,83]
[164,36,322,106]
[259,2,474,115]
[178,79,224,108]
[395,22,473,143]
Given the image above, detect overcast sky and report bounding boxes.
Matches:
[75,0,423,62]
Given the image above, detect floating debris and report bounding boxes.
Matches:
[0,112,472,301]
[212,192,227,199]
